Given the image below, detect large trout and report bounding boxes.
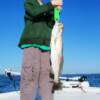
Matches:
[50,21,64,84]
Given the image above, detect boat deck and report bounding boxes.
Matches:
[54,87,100,100]
[0,87,100,100]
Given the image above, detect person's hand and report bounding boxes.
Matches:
[51,0,63,6]
[56,5,62,10]
[51,0,63,10]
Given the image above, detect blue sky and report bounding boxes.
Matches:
[0,0,100,74]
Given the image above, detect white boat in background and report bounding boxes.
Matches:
[61,80,89,88]
[5,69,20,76]
[60,75,89,88]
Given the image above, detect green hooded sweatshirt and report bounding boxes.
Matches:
[18,0,55,50]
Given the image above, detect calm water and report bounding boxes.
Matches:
[0,74,100,99]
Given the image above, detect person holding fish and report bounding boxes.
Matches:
[18,0,63,100]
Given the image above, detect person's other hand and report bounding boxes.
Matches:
[51,0,63,6]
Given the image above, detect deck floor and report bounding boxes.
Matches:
[0,88,100,100]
